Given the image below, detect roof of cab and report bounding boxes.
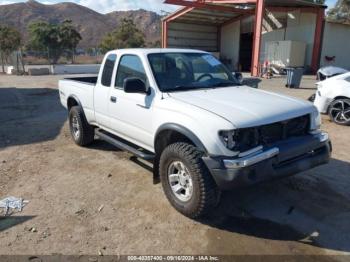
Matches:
[108,48,209,56]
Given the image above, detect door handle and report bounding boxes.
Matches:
[110,96,117,103]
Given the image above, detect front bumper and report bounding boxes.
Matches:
[203,133,332,190]
[314,91,332,114]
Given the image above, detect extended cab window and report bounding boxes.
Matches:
[101,54,117,87]
[115,55,147,88]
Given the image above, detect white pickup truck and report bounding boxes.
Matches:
[59,48,331,218]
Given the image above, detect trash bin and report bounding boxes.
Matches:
[285,67,304,88]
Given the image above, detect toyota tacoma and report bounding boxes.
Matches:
[59,49,331,218]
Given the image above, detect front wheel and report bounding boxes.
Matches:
[328,98,350,126]
[69,106,95,146]
[159,143,220,218]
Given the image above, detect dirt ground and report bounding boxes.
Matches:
[0,74,350,258]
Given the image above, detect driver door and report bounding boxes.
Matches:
[108,55,154,149]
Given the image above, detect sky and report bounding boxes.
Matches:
[0,0,179,13]
[0,0,339,14]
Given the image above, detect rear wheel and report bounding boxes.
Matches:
[69,106,95,146]
[328,98,350,126]
[159,142,220,218]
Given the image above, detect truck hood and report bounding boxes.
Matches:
[168,86,315,128]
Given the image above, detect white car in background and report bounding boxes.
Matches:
[317,66,348,81]
[314,72,350,126]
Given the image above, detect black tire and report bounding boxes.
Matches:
[69,106,95,146]
[308,94,316,102]
[159,142,220,218]
[328,98,350,126]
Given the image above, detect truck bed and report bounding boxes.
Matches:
[59,76,97,120]
[64,76,98,85]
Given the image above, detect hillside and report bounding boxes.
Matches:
[0,0,162,48]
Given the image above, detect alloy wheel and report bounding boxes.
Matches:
[167,161,193,202]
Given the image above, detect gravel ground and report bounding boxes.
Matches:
[0,74,349,258]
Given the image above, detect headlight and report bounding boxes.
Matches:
[310,110,322,131]
[219,129,260,152]
[219,130,236,150]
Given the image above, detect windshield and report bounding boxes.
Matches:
[148,53,240,92]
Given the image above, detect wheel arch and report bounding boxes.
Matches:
[327,96,350,113]
[67,95,83,111]
[154,123,208,156]
[333,96,350,100]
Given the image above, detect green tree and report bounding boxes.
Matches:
[0,25,21,73]
[28,20,81,64]
[60,20,82,63]
[149,40,161,48]
[100,19,145,53]
[328,0,350,24]
[28,21,61,64]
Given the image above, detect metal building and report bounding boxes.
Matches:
[321,21,350,70]
[162,0,326,76]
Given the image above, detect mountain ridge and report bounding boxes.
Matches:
[0,0,163,48]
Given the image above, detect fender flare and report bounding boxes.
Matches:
[67,95,83,109]
[155,123,208,153]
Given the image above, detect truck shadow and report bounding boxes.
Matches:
[198,158,350,252]
[0,216,36,232]
[0,87,66,149]
[88,140,122,152]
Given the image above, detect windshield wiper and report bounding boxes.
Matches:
[164,85,206,92]
[164,81,239,92]
[211,81,240,88]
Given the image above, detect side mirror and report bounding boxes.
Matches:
[123,77,150,95]
[233,72,243,84]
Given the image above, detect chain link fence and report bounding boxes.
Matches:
[1,48,104,75]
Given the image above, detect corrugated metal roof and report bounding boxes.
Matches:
[165,0,326,11]
[265,0,326,8]
[206,0,326,8]
[163,0,326,25]
[173,8,241,25]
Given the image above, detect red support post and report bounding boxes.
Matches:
[251,0,264,76]
[162,20,168,48]
[162,7,194,48]
[311,8,325,74]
